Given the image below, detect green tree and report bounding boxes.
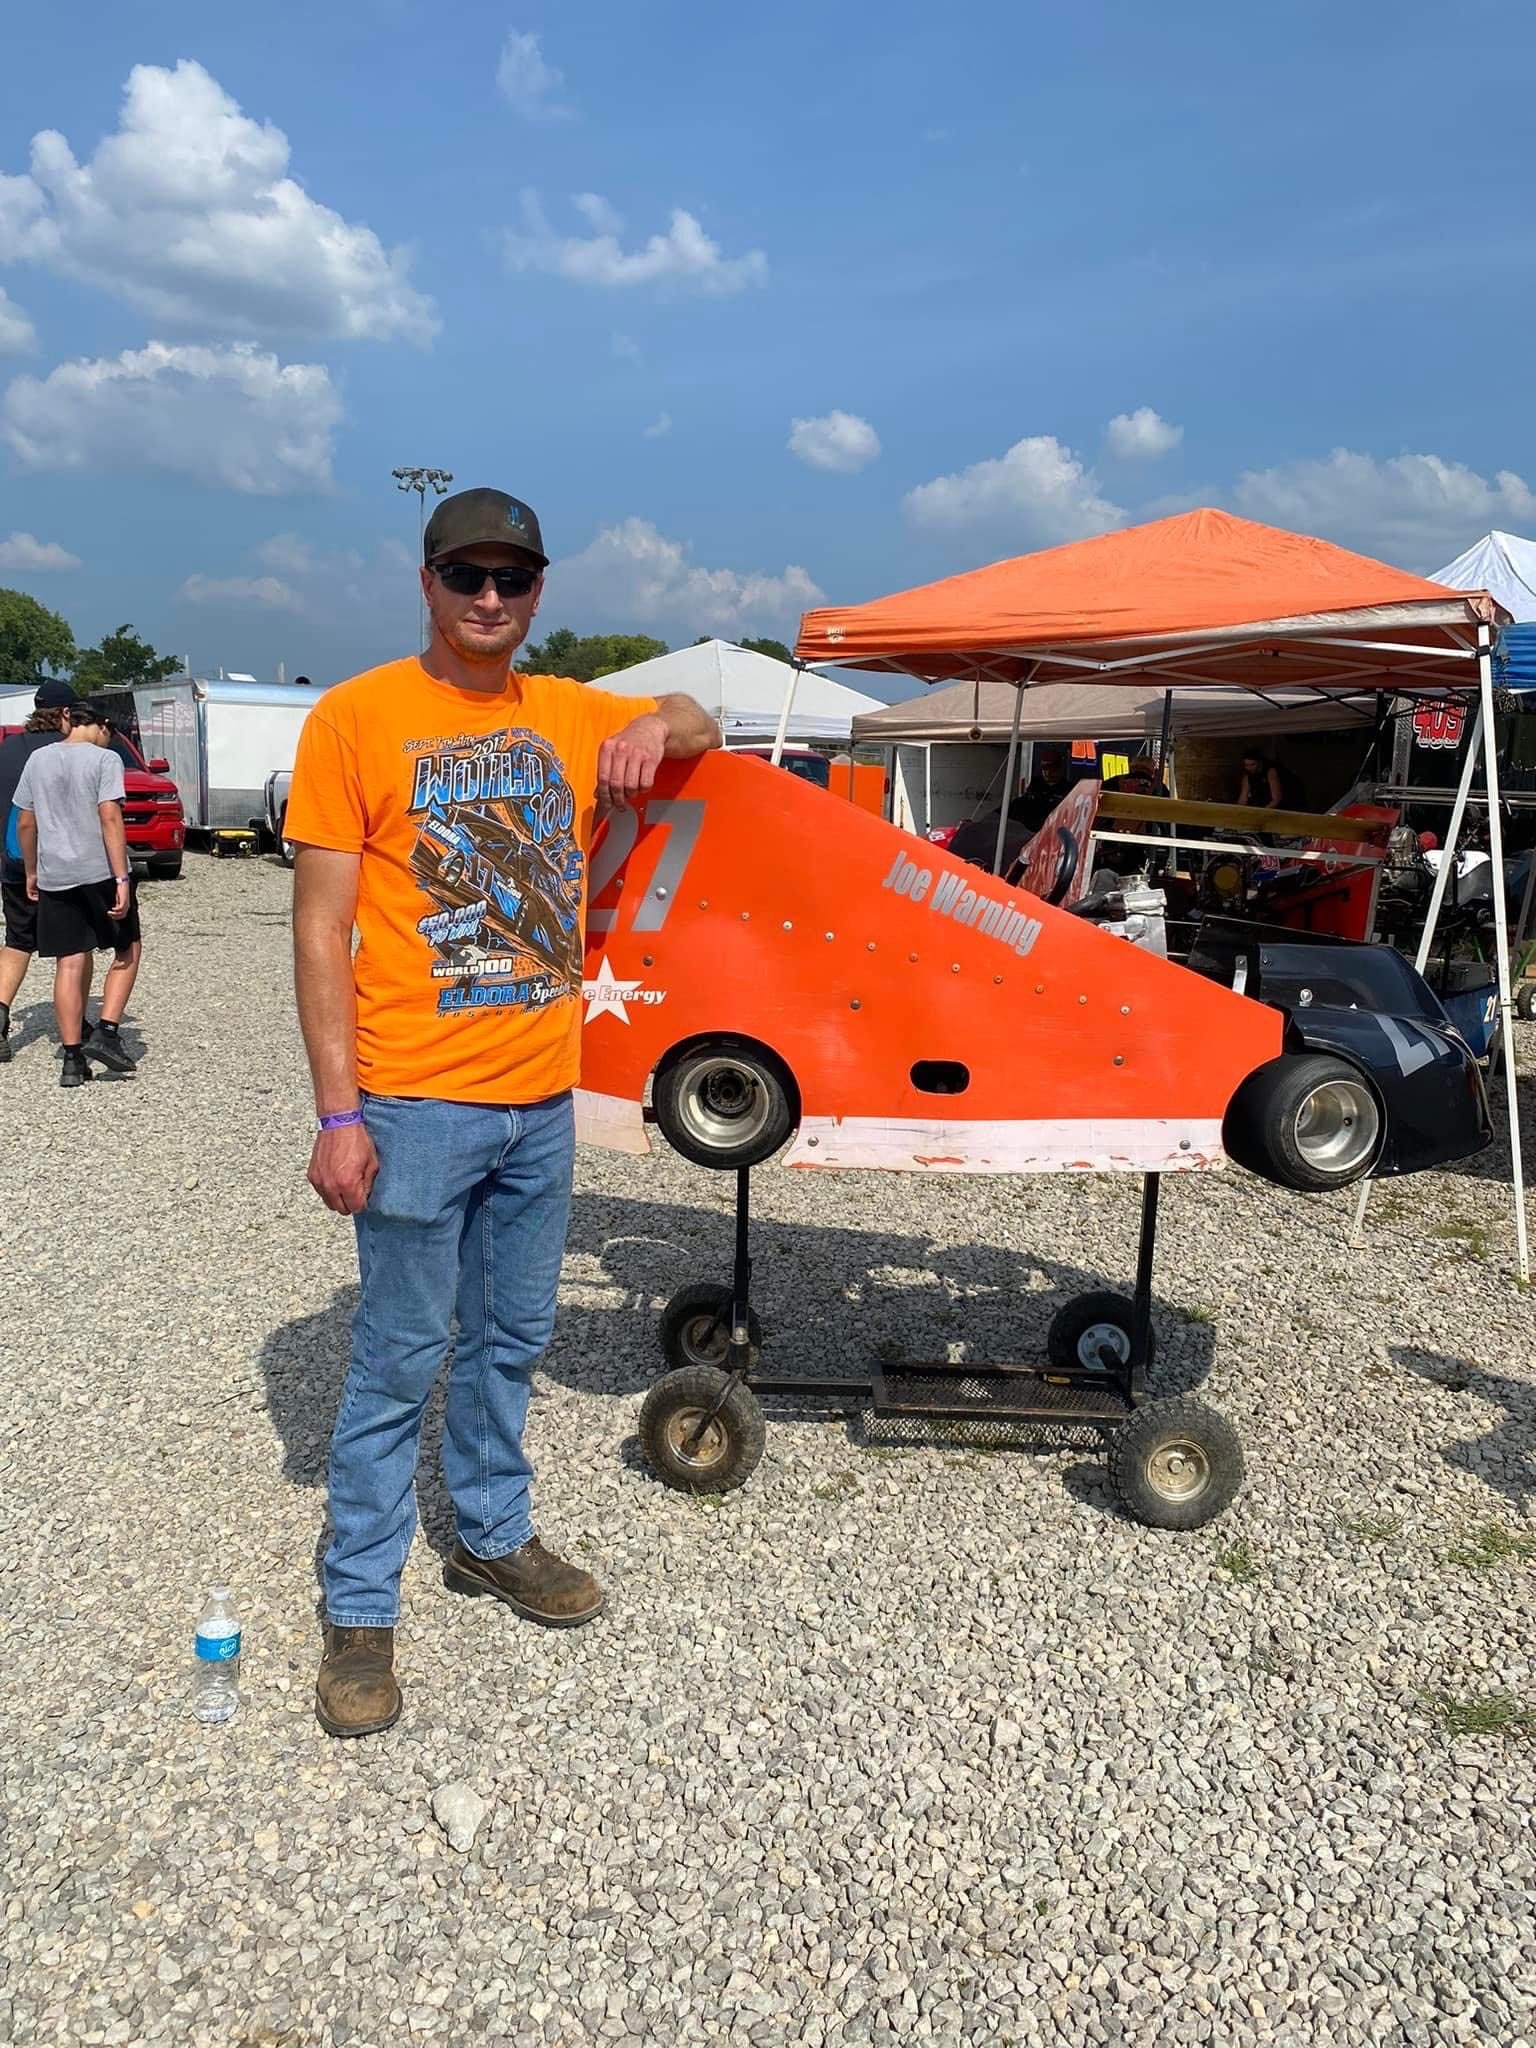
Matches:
[0,587,76,685]
[694,634,794,664]
[519,629,668,681]
[72,623,181,693]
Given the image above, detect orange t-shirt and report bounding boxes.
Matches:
[285,657,656,1103]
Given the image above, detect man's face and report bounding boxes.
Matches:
[421,544,544,665]
[1040,755,1065,783]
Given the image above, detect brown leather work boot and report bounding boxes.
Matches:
[444,1537,604,1627]
[315,1624,402,1737]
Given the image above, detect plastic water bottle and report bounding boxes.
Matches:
[191,1584,241,1724]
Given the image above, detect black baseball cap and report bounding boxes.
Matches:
[423,487,548,570]
[35,678,81,709]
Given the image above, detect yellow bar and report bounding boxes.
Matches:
[1096,792,1380,843]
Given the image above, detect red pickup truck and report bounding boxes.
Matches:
[1,724,186,878]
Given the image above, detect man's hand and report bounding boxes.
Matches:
[110,880,129,919]
[307,1121,380,1216]
[597,712,668,816]
[24,870,37,903]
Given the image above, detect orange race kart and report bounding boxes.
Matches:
[578,752,1490,1528]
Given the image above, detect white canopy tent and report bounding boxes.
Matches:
[596,639,883,745]
[1434,532,1536,622]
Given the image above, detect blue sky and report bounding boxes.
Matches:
[1,0,1535,691]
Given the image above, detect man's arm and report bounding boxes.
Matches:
[293,844,378,1216]
[16,810,37,901]
[98,801,131,917]
[597,693,721,813]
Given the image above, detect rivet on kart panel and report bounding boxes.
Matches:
[951,963,961,973]
[909,953,918,963]
[655,887,668,899]
[1035,984,1045,994]
[850,999,862,1010]
[1078,994,1089,1004]
[642,955,654,967]
[994,975,1004,985]
[1120,1004,1131,1015]
[1113,1055,1125,1066]
[1299,987,1313,1006]
[698,899,708,909]
[825,931,836,941]
[1180,1139,1192,1151]
[867,941,877,951]
[741,911,751,921]
[782,920,793,931]
[806,1136,820,1147]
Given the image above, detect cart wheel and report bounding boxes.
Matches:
[1047,1291,1155,1374]
[660,1282,762,1372]
[1517,983,1536,1023]
[1106,1398,1244,1531]
[653,1040,799,1170]
[1223,1053,1383,1192]
[639,1367,766,1494]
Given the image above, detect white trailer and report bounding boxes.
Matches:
[132,678,328,834]
[888,740,1024,838]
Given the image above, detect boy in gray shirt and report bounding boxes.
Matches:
[13,703,140,1086]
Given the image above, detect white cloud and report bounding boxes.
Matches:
[181,533,413,618]
[549,518,822,638]
[179,572,304,612]
[497,32,573,121]
[903,434,1123,544]
[0,286,35,354]
[1106,406,1183,461]
[1234,448,1536,566]
[641,411,672,440]
[0,60,436,343]
[0,531,80,571]
[1,341,341,494]
[505,191,767,294]
[788,410,881,474]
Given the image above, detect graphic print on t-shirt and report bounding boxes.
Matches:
[404,725,584,1015]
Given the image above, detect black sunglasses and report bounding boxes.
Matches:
[433,562,539,598]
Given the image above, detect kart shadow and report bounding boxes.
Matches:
[1391,1342,1536,1510]
[258,1186,1217,1598]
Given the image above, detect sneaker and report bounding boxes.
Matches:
[315,1625,401,1738]
[444,1537,605,1627]
[83,1031,136,1074]
[60,1049,92,1088]
[0,1005,11,1065]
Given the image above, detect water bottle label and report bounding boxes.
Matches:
[195,1631,241,1662]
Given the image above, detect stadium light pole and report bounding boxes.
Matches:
[392,466,454,652]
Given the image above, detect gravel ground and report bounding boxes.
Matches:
[2,850,1534,2048]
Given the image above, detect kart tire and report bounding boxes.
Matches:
[1106,1397,1244,1531]
[1223,1053,1382,1193]
[653,1040,798,1170]
[1516,982,1536,1023]
[660,1282,762,1372]
[1047,1291,1154,1374]
[639,1367,766,1495]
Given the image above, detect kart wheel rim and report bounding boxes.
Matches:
[663,1405,728,1470]
[1293,1078,1380,1176]
[680,1311,729,1369]
[678,1057,772,1152]
[1078,1322,1131,1371]
[1146,1438,1210,1503]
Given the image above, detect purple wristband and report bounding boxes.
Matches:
[318,1109,364,1131]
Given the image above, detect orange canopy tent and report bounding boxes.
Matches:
[792,506,1527,1280]
[793,508,1503,693]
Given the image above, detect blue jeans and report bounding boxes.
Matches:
[324,1090,575,1627]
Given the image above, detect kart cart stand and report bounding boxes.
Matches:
[638,1160,1245,1532]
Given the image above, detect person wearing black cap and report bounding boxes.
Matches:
[285,485,720,1736]
[0,679,77,1062]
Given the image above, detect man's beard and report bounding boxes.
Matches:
[441,614,526,664]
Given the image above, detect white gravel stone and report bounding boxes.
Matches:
[431,1783,487,1853]
[1,851,1533,2048]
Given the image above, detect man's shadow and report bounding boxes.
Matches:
[259,1184,1217,1608]
[1391,1343,1536,1508]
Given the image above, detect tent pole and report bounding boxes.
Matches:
[769,661,803,767]
[924,743,933,838]
[991,676,1028,877]
[1348,700,1484,1250]
[1476,625,1529,1283]
[1156,689,1174,771]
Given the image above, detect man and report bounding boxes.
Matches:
[1099,753,1171,877]
[0,679,73,1062]
[287,485,719,1739]
[948,748,1073,874]
[13,701,141,1087]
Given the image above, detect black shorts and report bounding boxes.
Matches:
[36,879,142,960]
[2,870,35,953]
